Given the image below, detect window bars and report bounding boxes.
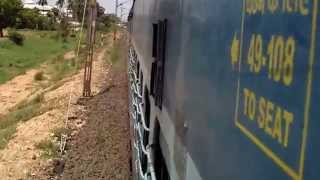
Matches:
[128,46,156,180]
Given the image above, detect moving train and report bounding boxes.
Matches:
[127,0,320,180]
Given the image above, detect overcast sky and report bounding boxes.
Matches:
[46,0,133,20]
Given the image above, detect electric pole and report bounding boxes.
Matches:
[115,0,119,16]
[83,0,97,97]
[120,7,124,21]
[113,0,130,41]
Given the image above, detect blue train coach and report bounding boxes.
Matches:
[127,0,320,180]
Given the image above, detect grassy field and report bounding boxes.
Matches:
[0,30,107,150]
[0,93,46,149]
[0,30,76,84]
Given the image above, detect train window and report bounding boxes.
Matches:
[144,87,151,129]
[150,19,167,109]
[153,119,170,180]
[143,87,151,146]
[152,23,158,58]
[156,19,167,108]
[141,146,148,174]
[150,62,157,96]
[136,61,140,79]
[140,71,143,94]
[141,87,150,174]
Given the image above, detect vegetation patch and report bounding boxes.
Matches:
[34,71,45,81]
[107,35,127,70]
[52,127,72,139]
[110,41,121,64]
[0,31,75,84]
[8,31,25,46]
[35,139,59,159]
[0,94,47,149]
[0,126,17,150]
[49,56,79,82]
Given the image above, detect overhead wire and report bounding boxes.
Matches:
[60,0,89,154]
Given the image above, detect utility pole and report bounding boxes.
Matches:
[114,0,119,42]
[120,7,124,21]
[113,0,129,41]
[115,0,129,16]
[115,0,119,17]
[83,0,97,97]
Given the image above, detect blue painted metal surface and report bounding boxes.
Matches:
[129,0,320,179]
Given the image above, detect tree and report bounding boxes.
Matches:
[68,0,86,21]
[38,0,48,14]
[98,14,120,31]
[0,0,23,37]
[15,8,56,30]
[56,0,65,8]
[69,0,100,22]
[57,0,101,22]
[97,2,105,18]
[56,0,82,20]
[37,0,48,6]
[17,9,40,29]
[52,8,60,17]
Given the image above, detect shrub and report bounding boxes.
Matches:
[0,40,14,49]
[110,42,120,63]
[34,71,44,81]
[50,32,60,41]
[52,127,71,139]
[35,139,59,158]
[17,9,57,30]
[32,93,44,104]
[8,31,25,46]
[39,32,48,38]
[59,17,70,42]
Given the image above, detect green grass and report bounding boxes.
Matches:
[34,139,59,159]
[0,30,75,84]
[0,94,46,149]
[52,127,71,139]
[0,126,17,150]
[110,41,121,64]
[0,31,102,149]
[48,54,84,82]
[107,35,127,70]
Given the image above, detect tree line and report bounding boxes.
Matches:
[0,0,120,37]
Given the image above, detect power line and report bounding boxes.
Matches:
[59,0,89,155]
[114,0,131,17]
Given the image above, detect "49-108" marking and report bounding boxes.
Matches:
[246,34,296,87]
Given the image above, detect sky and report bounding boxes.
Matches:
[45,0,133,20]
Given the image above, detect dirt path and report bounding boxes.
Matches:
[60,44,131,180]
[0,70,39,116]
[0,33,131,180]
[0,42,112,179]
[0,110,65,179]
[61,69,130,180]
